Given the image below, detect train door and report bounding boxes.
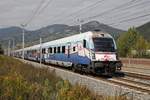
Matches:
[77,41,84,57]
[67,42,71,58]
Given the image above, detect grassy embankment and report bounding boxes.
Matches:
[0,55,127,100]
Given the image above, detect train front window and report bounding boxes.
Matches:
[93,38,115,52]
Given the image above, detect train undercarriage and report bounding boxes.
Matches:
[72,61,122,76]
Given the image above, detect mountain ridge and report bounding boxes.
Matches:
[137,22,150,41]
[0,21,124,48]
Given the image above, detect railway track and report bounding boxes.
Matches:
[124,71,150,80]
[123,66,150,71]
[110,72,150,94]
[109,72,150,94]
[79,71,150,94]
[108,78,150,94]
[89,75,150,95]
[117,77,150,87]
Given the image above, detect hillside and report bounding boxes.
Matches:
[137,22,150,41]
[0,21,124,48]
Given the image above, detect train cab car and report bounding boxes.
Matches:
[89,31,122,75]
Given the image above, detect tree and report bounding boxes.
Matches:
[117,27,139,57]
[135,36,149,57]
[117,27,150,58]
[0,44,4,55]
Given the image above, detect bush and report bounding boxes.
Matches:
[0,55,62,100]
[56,81,98,100]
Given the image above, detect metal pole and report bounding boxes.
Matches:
[40,37,42,67]
[12,39,15,56]
[4,49,7,55]
[21,24,26,60]
[22,29,25,60]
[79,23,82,34]
[77,19,82,34]
[8,40,11,56]
[7,41,9,56]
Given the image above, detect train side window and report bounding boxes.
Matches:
[54,47,56,53]
[34,50,37,53]
[73,46,76,51]
[62,46,65,53]
[48,47,52,53]
[83,39,86,48]
[48,48,50,53]
[57,47,60,53]
[51,48,53,54]
[42,48,46,54]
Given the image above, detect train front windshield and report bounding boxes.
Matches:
[93,38,115,52]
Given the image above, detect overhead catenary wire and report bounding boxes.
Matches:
[22,0,150,30]
[110,7,150,22]
[92,0,150,20]
[50,0,140,25]
[85,4,150,27]
[105,13,150,26]
[30,0,53,21]
[70,0,150,27]
[24,0,53,26]
[83,0,138,20]
[50,0,106,24]
[46,0,150,30]
[23,0,46,26]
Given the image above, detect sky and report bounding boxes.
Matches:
[0,0,150,30]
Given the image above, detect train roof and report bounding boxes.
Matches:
[42,31,113,47]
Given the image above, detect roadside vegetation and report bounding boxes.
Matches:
[0,55,127,100]
[117,27,150,58]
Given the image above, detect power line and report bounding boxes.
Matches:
[107,13,150,26]
[90,5,150,27]
[111,7,150,22]
[23,0,53,26]
[101,0,150,19]
[23,0,46,25]
[76,0,142,21]
[74,0,150,28]
[75,12,150,30]
[50,0,106,24]
[71,0,150,26]
[23,0,150,30]
[51,0,140,25]
[32,0,53,20]
[118,0,150,11]
[64,0,105,17]
[84,0,138,20]
[119,13,150,23]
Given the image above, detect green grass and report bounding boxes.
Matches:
[0,55,127,100]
